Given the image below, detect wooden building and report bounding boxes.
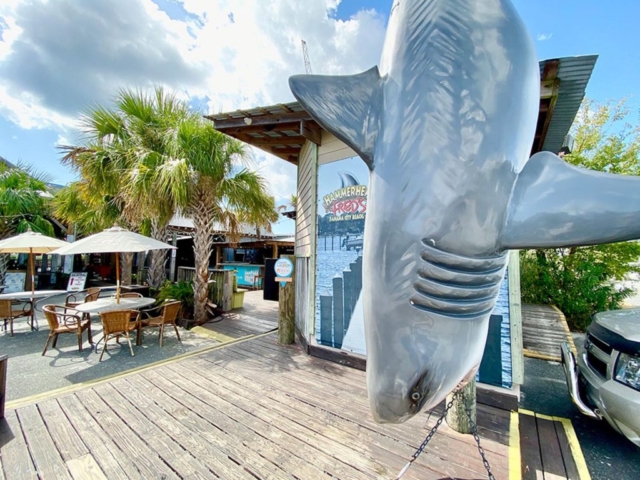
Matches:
[208,55,598,407]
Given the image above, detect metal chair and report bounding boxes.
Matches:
[253,266,265,290]
[0,299,33,336]
[41,305,92,355]
[98,310,140,361]
[138,301,182,347]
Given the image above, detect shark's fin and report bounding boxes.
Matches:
[502,151,640,249]
[289,67,382,170]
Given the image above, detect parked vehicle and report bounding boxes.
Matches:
[345,235,363,251]
[561,308,640,447]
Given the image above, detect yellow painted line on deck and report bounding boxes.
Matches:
[523,348,561,362]
[509,410,522,480]
[6,330,276,411]
[519,409,591,480]
[190,326,236,343]
[551,304,578,356]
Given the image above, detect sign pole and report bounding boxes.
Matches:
[275,256,295,344]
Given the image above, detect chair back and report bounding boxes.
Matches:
[0,300,12,317]
[120,292,143,298]
[85,288,101,303]
[162,301,182,324]
[100,310,137,335]
[42,304,61,330]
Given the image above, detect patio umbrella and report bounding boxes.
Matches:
[0,228,69,298]
[50,224,176,303]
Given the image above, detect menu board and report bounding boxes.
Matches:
[66,272,88,292]
[4,272,26,293]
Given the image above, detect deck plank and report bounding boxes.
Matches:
[170,360,504,478]
[92,382,217,479]
[37,398,89,462]
[17,404,73,479]
[66,453,109,480]
[0,411,37,480]
[537,416,568,478]
[520,413,544,480]
[57,394,140,480]
[554,421,581,480]
[74,389,179,480]
[117,375,293,480]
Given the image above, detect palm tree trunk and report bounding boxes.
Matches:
[0,226,14,285]
[148,221,167,289]
[120,252,134,285]
[191,193,216,325]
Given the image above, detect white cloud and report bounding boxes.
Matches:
[54,134,70,147]
[0,0,387,212]
[537,33,553,41]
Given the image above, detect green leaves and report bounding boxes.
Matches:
[521,97,640,330]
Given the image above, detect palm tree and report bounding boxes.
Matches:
[60,87,189,288]
[133,113,277,324]
[0,162,55,282]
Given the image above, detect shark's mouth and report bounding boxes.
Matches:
[410,241,508,318]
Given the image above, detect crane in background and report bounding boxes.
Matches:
[301,39,313,74]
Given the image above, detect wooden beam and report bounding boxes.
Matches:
[208,111,311,129]
[540,79,560,99]
[269,147,301,155]
[236,134,305,146]
[538,80,560,149]
[542,59,560,81]
[216,121,302,135]
[300,120,322,145]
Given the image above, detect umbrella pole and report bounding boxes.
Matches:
[116,253,121,304]
[29,247,36,330]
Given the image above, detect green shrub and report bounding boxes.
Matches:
[157,280,194,321]
[520,245,640,331]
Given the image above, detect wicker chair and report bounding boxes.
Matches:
[138,301,182,347]
[65,287,101,309]
[120,292,143,298]
[98,310,140,361]
[0,299,34,336]
[41,305,92,355]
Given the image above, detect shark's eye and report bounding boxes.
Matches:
[410,391,421,402]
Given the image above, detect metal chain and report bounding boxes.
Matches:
[393,390,460,479]
[394,388,496,480]
[462,394,496,480]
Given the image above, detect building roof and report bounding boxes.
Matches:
[207,56,598,163]
[167,214,292,240]
[537,55,598,154]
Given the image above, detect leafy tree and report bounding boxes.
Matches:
[520,98,640,330]
[0,162,55,282]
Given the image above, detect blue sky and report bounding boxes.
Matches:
[1,0,639,234]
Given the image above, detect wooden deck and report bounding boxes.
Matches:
[1,332,511,480]
[193,290,279,342]
[519,410,589,480]
[522,304,577,362]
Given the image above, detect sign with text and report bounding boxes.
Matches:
[274,258,294,288]
[66,272,88,292]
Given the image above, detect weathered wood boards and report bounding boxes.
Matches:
[522,304,575,361]
[0,333,510,480]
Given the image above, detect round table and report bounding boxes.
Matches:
[0,290,67,301]
[0,290,67,331]
[74,297,156,314]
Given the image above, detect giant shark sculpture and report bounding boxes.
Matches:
[290,0,640,424]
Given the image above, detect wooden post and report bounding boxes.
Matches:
[222,270,233,311]
[446,379,476,434]
[215,245,221,267]
[278,255,295,344]
[0,355,7,419]
[272,243,278,259]
[332,275,344,348]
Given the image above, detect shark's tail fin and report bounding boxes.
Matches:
[289,67,382,170]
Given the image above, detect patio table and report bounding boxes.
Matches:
[74,297,156,314]
[0,290,67,330]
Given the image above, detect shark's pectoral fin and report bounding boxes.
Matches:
[289,67,382,169]
[502,151,640,249]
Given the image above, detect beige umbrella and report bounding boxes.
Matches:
[0,228,69,298]
[50,224,176,303]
